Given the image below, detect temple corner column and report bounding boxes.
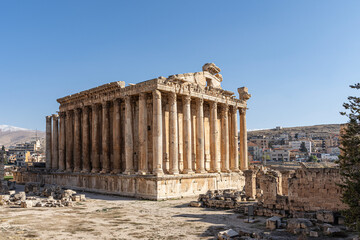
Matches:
[45,115,52,170]
[153,90,164,176]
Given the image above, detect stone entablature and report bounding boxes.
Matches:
[43,63,250,198]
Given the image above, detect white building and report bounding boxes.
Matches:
[289,141,312,153]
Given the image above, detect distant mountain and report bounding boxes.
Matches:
[0,125,45,147]
[248,124,342,136]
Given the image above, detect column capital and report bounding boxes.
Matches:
[66,110,73,118]
[210,101,218,110]
[46,115,52,121]
[153,89,161,99]
[92,103,101,110]
[102,101,109,108]
[196,97,204,106]
[82,105,90,113]
[74,108,81,115]
[168,92,177,103]
[139,92,147,100]
[220,104,229,115]
[51,114,59,119]
[183,95,191,104]
[230,105,237,114]
[239,108,247,115]
[58,111,66,118]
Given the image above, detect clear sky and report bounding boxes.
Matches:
[1,0,359,131]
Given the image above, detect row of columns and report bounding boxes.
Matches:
[46,90,248,175]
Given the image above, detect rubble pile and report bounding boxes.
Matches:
[0,182,86,208]
[192,189,256,210]
[266,216,348,238]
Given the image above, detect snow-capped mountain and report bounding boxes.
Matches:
[0,125,44,147]
[0,125,31,132]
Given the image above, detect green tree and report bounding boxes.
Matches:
[308,155,318,162]
[299,142,308,153]
[338,83,360,231]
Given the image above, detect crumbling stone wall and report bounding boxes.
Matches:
[245,166,347,215]
[288,168,346,212]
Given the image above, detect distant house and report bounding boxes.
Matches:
[289,140,312,153]
[271,148,290,161]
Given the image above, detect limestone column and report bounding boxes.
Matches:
[196,98,206,173]
[58,112,66,171]
[65,111,73,172]
[101,102,110,173]
[210,102,220,172]
[112,99,122,174]
[182,95,193,174]
[124,95,134,174]
[169,92,179,175]
[73,108,82,172]
[239,108,248,170]
[91,104,101,173]
[230,106,239,172]
[52,114,59,170]
[221,105,230,172]
[81,106,90,173]
[138,93,148,174]
[45,115,52,170]
[152,90,164,176]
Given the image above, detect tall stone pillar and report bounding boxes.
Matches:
[124,96,134,174]
[196,98,206,173]
[230,106,239,172]
[209,102,220,172]
[169,92,179,175]
[221,105,230,172]
[65,111,73,172]
[73,108,82,172]
[101,102,110,173]
[91,104,101,173]
[58,112,66,171]
[81,106,90,173]
[182,95,193,174]
[52,114,59,170]
[112,99,122,174]
[152,90,164,176]
[239,108,248,170]
[45,115,52,170]
[138,93,148,174]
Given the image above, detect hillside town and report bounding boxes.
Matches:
[247,124,341,164]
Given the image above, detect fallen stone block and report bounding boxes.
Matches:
[309,231,318,237]
[79,194,86,201]
[21,200,33,208]
[266,216,281,230]
[190,201,202,207]
[217,229,239,240]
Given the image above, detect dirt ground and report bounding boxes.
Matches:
[0,186,270,240]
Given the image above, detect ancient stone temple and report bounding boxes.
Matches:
[15,63,251,200]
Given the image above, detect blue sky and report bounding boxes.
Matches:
[0,0,359,131]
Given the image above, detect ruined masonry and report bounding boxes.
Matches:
[14,63,251,200]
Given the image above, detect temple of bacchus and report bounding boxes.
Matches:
[15,63,251,200]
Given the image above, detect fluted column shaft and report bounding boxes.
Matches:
[221,105,230,172]
[169,92,179,174]
[124,96,134,174]
[210,102,220,172]
[65,111,73,172]
[101,102,110,173]
[138,93,148,174]
[58,112,66,171]
[81,106,90,172]
[182,95,193,174]
[52,114,59,170]
[196,98,206,173]
[91,104,101,173]
[239,108,248,170]
[153,90,164,176]
[73,109,82,172]
[45,115,52,169]
[231,107,239,171]
[112,99,122,174]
